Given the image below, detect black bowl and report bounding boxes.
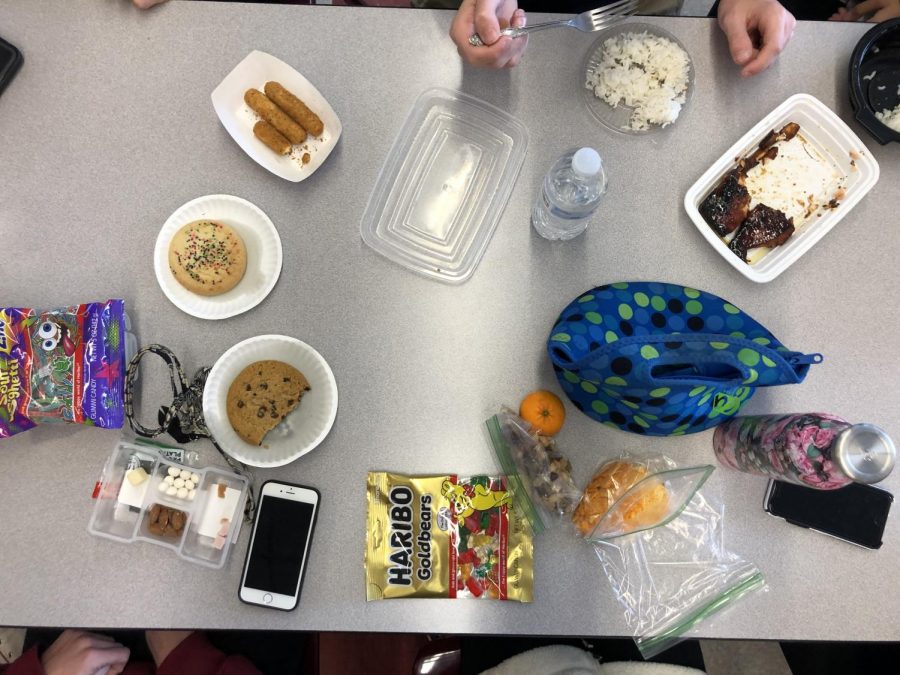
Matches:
[849,17,900,145]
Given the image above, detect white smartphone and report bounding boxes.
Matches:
[239,480,320,611]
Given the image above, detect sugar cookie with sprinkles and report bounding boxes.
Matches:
[168,220,247,296]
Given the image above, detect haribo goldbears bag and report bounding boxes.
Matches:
[366,472,533,602]
[0,300,129,438]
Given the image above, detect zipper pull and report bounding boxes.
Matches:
[787,353,823,365]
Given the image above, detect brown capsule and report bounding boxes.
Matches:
[244,89,307,144]
[252,120,291,156]
[264,81,324,137]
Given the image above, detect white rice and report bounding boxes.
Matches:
[586,31,691,131]
[875,103,900,132]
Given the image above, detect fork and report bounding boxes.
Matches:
[468,0,639,47]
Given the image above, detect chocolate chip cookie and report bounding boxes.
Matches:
[226,360,310,445]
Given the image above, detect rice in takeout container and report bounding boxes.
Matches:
[585,27,691,132]
[684,94,879,283]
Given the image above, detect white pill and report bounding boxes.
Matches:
[176,487,189,499]
[165,475,175,486]
[167,467,179,477]
[157,482,168,492]
[166,486,178,496]
[190,473,200,484]
[174,478,185,489]
[188,490,196,501]
[184,480,195,491]
[179,469,191,480]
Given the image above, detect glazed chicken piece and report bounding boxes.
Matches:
[699,169,751,236]
[728,204,795,262]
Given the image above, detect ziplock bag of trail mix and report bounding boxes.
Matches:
[0,300,131,438]
[365,472,533,601]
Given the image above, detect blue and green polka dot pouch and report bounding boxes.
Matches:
[547,282,823,436]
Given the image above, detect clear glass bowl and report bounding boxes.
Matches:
[581,22,695,136]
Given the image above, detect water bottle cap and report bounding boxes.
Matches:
[834,424,896,483]
[572,148,601,177]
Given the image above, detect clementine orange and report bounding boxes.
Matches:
[519,390,566,436]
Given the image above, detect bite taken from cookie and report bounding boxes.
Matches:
[226,360,311,445]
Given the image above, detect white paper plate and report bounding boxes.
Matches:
[203,335,338,468]
[154,194,282,320]
[684,94,879,283]
[211,50,342,182]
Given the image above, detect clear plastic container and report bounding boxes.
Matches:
[582,23,694,136]
[360,88,529,284]
[88,441,249,569]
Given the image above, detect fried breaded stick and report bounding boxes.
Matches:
[244,89,306,144]
[253,121,291,155]
[264,81,324,137]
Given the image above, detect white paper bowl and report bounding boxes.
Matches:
[211,50,342,182]
[684,94,880,283]
[154,194,282,319]
[203,335,338,468]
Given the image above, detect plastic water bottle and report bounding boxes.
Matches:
[532,147,607,240]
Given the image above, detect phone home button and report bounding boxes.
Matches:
[263,593,273,605]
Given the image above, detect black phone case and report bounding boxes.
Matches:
[238,480,320,611]
[0,37,23,98]
[765,480,892,550]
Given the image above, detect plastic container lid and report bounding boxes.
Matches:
[573,148,602,177]
[834,423,896,483]
[360,88,528,284]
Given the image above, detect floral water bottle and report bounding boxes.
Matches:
[712,414,896,489]
[531,147,607,240]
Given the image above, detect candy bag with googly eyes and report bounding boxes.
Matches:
[0,300,133,438]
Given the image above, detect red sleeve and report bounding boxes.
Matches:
[0,646,45,675]
[156,632,260,675]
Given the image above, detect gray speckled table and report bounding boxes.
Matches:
[1,0,898,640]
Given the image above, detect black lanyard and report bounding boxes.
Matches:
[124,344,255,522]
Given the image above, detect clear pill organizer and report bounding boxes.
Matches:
[88,441,249,569]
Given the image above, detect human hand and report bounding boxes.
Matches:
[41,630,130,675]
[145,630,194,667]
[830,0,900,22]
[449,0,528,69]
[133,0,169,9]
[717,0,796,78]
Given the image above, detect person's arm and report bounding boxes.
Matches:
[133,0,169,8]
[830,0,900,21]
[717,0,796,77]
[147,631,260,675]
[449,0,528,68]
[1,631,129,675]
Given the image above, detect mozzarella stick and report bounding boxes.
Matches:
[253,121,291,155]
[244,89,306,144]
[264,81,324,137]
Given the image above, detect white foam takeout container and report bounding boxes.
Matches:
[684,93,880,283]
